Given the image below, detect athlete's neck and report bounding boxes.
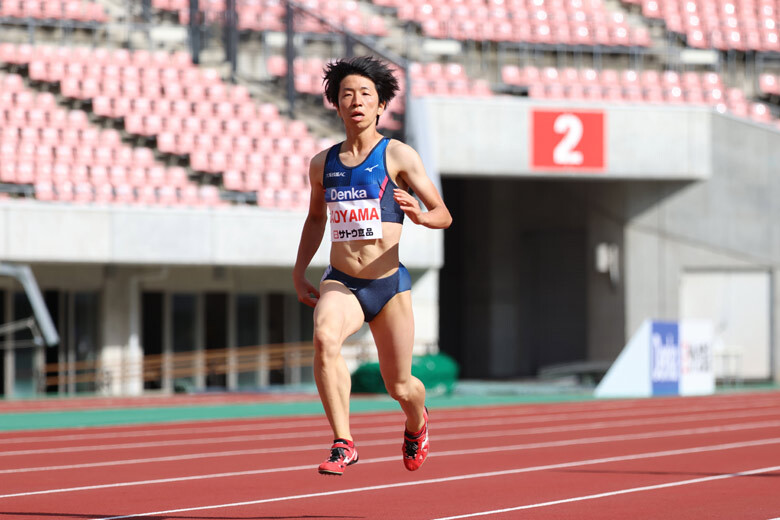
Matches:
[342,128,384,159]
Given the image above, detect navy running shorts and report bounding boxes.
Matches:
[321,264,411,322]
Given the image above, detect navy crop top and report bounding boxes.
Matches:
[322,137,405,224]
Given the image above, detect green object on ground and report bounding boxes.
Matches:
[351,353,460,395]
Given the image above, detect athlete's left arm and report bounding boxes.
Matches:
[388,141,452,229]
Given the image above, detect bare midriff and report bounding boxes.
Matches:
[329,221,403,279]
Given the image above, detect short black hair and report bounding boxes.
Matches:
[322,55,399,109]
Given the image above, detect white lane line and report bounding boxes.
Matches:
[428,464,780,520]
[3,395,778,445]
[2,422,779,498]
[86,438,780,520]
[4,405,779,458]
[4,418,779,475]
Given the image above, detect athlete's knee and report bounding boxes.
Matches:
[385,380,414,403]
[313,326,342,360]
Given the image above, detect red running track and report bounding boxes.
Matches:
[0,391,779,519]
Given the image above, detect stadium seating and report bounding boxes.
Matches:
[625,0,780,51]
[759,72,780,96]
[501,64,779,126]
[0,70,221,206]
[0,43,318,210]
[267,56,494,131]
[156,0,388,37]
[2,0,779,212]
[0,0,107,22]
[372,0,652,46]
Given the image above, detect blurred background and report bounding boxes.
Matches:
[0,0,778,400]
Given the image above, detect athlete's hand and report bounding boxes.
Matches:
[393,189,425,225]
[294,274,320,308]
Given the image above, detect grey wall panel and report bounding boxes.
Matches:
[0,202,443,269]
[418,98,713,180]
[4,203,112,262]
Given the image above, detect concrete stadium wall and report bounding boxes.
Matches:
[412,98,712,180]
[622,114,780,382]
[414,97,779,382]
[0,203,445,395]
[0,202,443,269]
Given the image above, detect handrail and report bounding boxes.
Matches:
[42,342,315,393]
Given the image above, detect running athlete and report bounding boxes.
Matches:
[293,56,452,476]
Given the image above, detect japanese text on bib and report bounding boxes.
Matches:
[325,185,383,242]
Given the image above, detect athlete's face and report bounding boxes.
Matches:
[336,74,385,128]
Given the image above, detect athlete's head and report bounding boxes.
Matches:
[323,56,399,125]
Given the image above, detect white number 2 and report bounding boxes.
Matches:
[552,114,584,165]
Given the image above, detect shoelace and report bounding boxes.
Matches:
[404,439,419,459]
[328,446,348,463]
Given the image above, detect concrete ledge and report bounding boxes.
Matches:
[0,201,444,268]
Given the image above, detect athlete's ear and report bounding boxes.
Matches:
[377,101,386,115]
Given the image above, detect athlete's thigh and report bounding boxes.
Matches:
[314,281,365,346]
[369,291,415,382]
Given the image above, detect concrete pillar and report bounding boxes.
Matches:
[774,268,780,384]
[101,267,169,396]
[101,269,133,396]
[410,268,440,355]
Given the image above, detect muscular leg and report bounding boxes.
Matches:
[313,281,364,441]
[370,290,426,433]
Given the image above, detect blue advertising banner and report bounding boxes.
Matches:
[650,321,680,396]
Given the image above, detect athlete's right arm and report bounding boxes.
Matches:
[293,150,328,308]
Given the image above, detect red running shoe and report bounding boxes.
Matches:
[318,439,359,475]
[402,406,429,471]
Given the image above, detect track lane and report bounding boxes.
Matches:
[3,398,780,495]
[1,392,779,519]
[1,423,779,514]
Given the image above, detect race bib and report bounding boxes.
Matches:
[325,185,383,242]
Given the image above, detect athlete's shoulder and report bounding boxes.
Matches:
[386,139,424,171]
[307,148,330,186]
[386,139,421,163]
[309,148,330,168]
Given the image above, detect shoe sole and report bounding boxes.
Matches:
[318,453,359,476]
[318,469,345,476]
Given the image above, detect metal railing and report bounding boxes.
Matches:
[42,341,315,394]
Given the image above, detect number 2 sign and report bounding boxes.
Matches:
[531,110,605,171]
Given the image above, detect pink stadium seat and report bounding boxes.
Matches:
[143,166,164,187]
[749,102,772,123]
[16,162,35,184]
[502,65,522,85]
[157,132,177,154]
[686,89,706,104]
[157,185,179,206]
[35,181,55,201]
[114,184,135,204]
[74,182,94,204]
[1,163,17,184]
[180,185,200,206]
[94,183,114,204]
[223,170,244,191]
[55,181,75,203]
[200,185,222,206]
[164,167,188,189]
[128,167,147,187]
[109,165,128,185]
[245,171,263,191]
[759,73,778,95]
[137,185,158,205]
[666,86,685,103]
[257,187,276,207]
